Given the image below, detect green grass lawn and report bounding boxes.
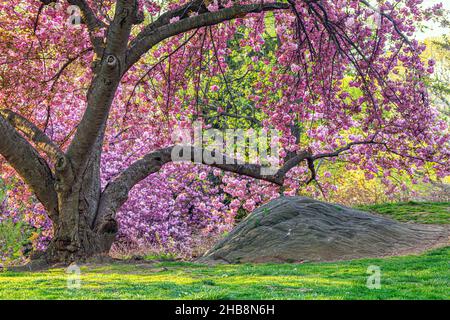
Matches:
[357,201,450,224]
[0,246,448,300]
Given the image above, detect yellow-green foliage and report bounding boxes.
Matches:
[0,219,30,263]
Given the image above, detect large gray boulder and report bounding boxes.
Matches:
[200,197,449,263]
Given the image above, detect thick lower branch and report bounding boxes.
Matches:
[0,113,58,220]
[130,0,209,46]
[95,139,390,227]
[94,145,307,229]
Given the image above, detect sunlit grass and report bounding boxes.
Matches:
[0,247,448,300]
[356,201,450,224]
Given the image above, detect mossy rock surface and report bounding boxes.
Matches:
[200,197,449,264]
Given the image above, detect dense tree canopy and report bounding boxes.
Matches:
[0,0,448,263]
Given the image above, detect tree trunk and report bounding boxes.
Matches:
[43,196,118,264]
[40,150,118,265]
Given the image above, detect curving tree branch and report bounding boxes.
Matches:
[95,144,301,230]
[0,112,58,221]
[126,2,290,70]
[94,147,306,229]
[0,109,64,163]
[95,137,391,229]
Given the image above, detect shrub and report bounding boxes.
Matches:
[0,219,33,266]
